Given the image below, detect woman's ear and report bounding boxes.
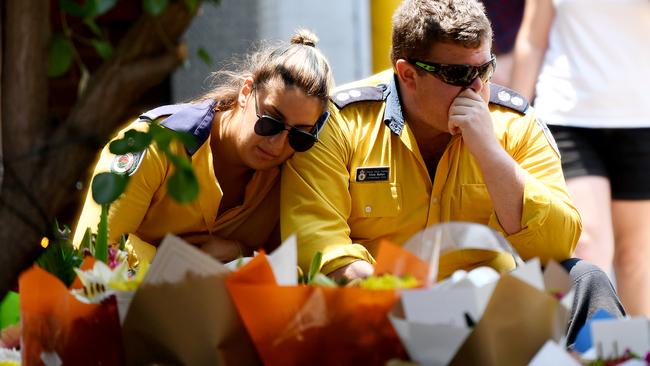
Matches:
[238,77,255,109]
[395,59,418,92]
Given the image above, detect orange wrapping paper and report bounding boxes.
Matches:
[19,264,123,365]
[226,242,424,366]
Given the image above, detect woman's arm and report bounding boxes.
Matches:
[509,0,555,100]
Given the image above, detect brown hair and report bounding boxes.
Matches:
[197,29,334,111]
[390,0,492,65]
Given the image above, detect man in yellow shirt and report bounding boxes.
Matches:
[281,0,624,344]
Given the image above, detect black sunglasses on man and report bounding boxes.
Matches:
[409,54,497,87]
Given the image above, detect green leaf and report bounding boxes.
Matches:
[307,251,323,283]
[48,35,74,77]
[109,129,152,154]
[36,225,83,287]
[91,39,113,59]
[95,204,109,263]
[170,130,199,152]
[91,172,129,205]
[167,165,199,203]
[197,47,213,66]
[118,234,127,251]
[311,273,338,287]
[149,124,173,150]
[60,0,91,17]
[143,0,169,15]
[183,0,199,13]
[84,18,103,37]
[94,0,118,15]
[79,227,93,252]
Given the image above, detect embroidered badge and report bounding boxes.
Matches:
[110,151,145,176]
[355,167,390,182]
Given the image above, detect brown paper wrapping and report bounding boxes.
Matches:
[122,271,260,366]
[450,274,569,366]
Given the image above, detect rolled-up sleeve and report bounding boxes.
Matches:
[488,110,582,263]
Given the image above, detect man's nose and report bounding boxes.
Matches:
[467,76,485,93]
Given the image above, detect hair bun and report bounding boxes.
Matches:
[290,29,319,47]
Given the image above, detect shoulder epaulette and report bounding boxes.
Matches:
[139,103,190,121]
[489,84,529,114]
[330,85,386,109]
[139,100,215,156]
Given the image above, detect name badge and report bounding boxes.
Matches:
[356,167,389,182]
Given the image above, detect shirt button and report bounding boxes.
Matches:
[365,205,372,213]
[432,197,439,204]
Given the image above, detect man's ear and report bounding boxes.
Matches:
[238,77,255,108]
[395,59,418,92]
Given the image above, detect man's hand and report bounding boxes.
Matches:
[448,87,525,234]
[200,237,243,263]
[448,88,500,158]
[328,260,375,282]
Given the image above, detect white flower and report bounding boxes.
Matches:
[71,261,128,304]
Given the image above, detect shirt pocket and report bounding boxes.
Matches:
[459,184,493,223]
[349,182,402,218]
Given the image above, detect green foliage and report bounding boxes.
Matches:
[91,39,113,59]
[35,221,83,287]
[143,0,169,15]
[197,47,213,66]
[307,251,322,284]
[167,155,199,203]
[91,172,129,205]
[95,204,109,263]
[92,124,199,208]
[60,0,117,18]
[183,0,200,12]
[48,35,75,77]
[109,129,152,154]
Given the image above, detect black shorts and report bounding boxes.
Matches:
[548,125,650,200]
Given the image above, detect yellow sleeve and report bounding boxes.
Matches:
[488,110,582,263]
[281,106,374,274]
[72,122,167,257]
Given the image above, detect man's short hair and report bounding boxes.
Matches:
[391,0,493,65]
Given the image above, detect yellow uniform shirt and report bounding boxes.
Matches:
[281,71,581,274]
[73,101,280,263]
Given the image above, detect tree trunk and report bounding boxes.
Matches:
[0,1,196,295]
[0,0,4,191]
[0,0,50,294]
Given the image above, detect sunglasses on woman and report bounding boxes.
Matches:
[409,54,497,87]
[253,89,329,152]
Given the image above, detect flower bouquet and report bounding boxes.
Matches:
[388,222,574,366]
[19,223,144,365]
[224,237,430,366]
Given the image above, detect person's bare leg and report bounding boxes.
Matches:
[566,176,614,272]
[612,200,650,316]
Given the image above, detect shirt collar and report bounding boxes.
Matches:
[383,73,405,136]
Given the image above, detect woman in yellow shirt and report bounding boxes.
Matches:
[73,29,333,264]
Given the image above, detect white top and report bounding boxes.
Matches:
[534,0,650,128]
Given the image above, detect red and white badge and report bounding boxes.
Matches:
[110,151,145,176]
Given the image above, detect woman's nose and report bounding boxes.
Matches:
[267,130,290,153]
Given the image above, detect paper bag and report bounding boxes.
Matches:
[449,274,570,366]
[122,234,260,365]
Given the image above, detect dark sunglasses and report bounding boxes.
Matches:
[253,89,329,152]
[409,54,497,87]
